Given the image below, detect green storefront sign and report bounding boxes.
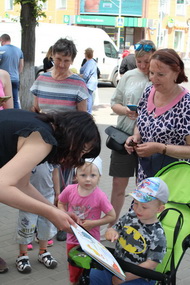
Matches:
[76,15,114,25]
[63,15,147,27]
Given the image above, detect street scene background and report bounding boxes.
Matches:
[1,74,190,284]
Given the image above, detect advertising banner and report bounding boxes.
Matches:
[80,0,143,16]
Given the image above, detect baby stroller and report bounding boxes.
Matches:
[68,161,190,285]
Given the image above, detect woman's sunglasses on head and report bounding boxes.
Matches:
[134,44,154,52]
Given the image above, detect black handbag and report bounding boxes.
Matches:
[105,126,130,155]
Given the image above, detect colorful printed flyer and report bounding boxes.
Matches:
[71,224,126,281]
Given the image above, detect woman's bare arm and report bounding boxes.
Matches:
[135,135,190,159]
[0,132,76,232]
[76,99,87,111]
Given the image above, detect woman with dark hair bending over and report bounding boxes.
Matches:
[125,48,190,182]
[0,109,100,272]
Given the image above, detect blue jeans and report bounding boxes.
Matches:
[12,81,20,109]
[89,269,156,285]
[87,89,94,114]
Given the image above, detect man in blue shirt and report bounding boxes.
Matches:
[0,34,24,108]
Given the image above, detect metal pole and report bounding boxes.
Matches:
[185,19,190,59]
[158,0,163,48]
[117,0,122,49]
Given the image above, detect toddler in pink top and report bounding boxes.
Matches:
[58,156,115,285]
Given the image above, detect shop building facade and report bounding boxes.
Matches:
[0,0,190,57]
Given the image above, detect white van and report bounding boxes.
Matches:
[0,22,119,86]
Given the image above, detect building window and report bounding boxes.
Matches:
[176,0,185,15]
[5,0,13,10]
[56,0,66,9]
[160,0,170,15]
[159,29,168,48]
[174,30,184,52]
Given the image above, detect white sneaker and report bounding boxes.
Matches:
[16,255,31,274]
[38,251,57,269]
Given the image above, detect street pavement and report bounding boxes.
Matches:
[1,82,190,284]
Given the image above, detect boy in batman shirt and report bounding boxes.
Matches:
[90,177,169,285]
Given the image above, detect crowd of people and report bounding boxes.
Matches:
[0,32,190,285]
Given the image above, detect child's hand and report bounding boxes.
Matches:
[112,275,123,285]
[105,228,119,242]
[81,219,94,231]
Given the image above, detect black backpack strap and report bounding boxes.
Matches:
[106,248,170,284]
[158,208,184,285]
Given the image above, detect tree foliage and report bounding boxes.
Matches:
[14,0,47,20]
[13,0,47,109]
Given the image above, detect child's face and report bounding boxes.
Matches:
[133,199,165,224]
[76,163,100,192]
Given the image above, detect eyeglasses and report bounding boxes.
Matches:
[134,43,154,52]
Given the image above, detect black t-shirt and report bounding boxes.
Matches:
[0,109,57,167]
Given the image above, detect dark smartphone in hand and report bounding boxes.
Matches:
[128,140,137,147]
[127,104,138,112]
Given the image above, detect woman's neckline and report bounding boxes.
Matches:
[147,85,187,118]
[51,69,72,80]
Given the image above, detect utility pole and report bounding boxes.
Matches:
[185,18,190,59]
[117,0,122,49]
[158,0,164,48]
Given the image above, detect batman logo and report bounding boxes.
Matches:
[118,226,147,254]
